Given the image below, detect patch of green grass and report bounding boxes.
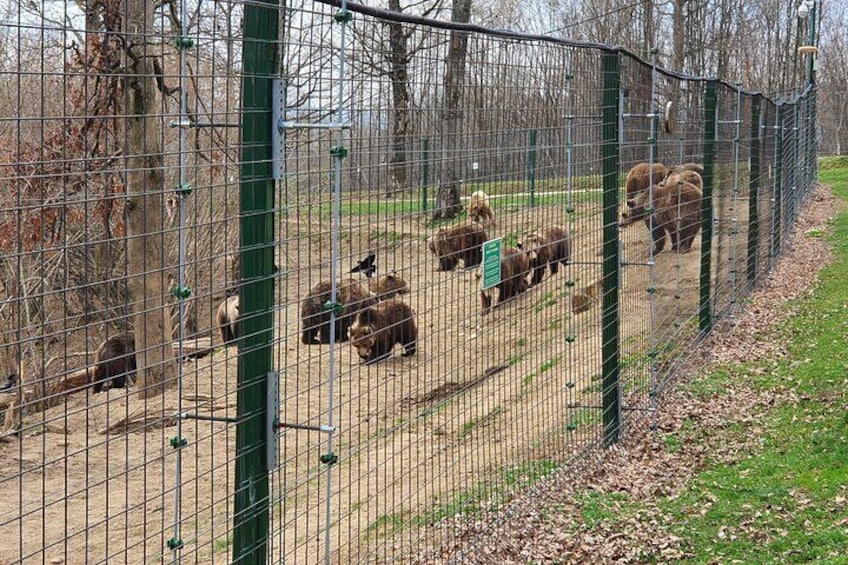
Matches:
[506,352,527,366]
[523,371,538,386]
[576,491,631,528]
[549,317,562,330]
[212,534,232,554]
[516,337,527,347]
[539,356,560,373]
[364,511,410,539]
[534,290,559,312]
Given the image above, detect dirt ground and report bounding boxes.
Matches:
[0,188,761,564]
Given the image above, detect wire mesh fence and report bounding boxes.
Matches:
[0,1,818,563]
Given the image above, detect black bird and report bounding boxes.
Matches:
[0,373,16,392]
[350,252,377,278]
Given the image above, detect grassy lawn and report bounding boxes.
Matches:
[578,162,848,563]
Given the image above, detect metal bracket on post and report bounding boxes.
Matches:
[267,370,280,472]
[272,78,285,181]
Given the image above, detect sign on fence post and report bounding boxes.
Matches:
[481,238,502,290]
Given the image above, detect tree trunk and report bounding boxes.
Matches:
[122,0,177,398]
[387,0,410,198]
[433,0,471,221]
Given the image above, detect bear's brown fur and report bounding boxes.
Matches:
[661,169,703,192]
[671,162,704,176]
[427,222,488,271]
[518,225,571,286]
[217,295,240,344]
[92,333,136,393]
[625,162,670,205]
[623,181,703,254]
[366,271,410,299]
[479,246,531,316]
[300,278,379,345]
[348,299,417,364]
[467,190,495,225]
[571,279,603,315]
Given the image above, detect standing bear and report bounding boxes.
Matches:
[661,168,703,192]
[466,190,495,225]
[478,246,531,316]
[300,273,410,345]
[348,299,417,364]
[427,222,488,271]
[217,294,240,344]
[92,333,136,393]
[517,225,571,286]
[621,180,703,255]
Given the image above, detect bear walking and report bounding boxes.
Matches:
[92,333,136,393]
[622,180,703,255]
[479,246,531,316]
[518,225,571,286]
[427,222,488,271]
[348,300,417,364]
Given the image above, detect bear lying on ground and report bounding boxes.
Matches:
[348,299,417,364]
[92,333,136,393]
[518,225,571,286]
[467,190,495,225]
[217,295,240,344]
[427,222,488,271]
[621,180,703,255]
[479,246,531,316]
[301,273,410,345]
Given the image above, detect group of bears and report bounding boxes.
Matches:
[89,164,705,390]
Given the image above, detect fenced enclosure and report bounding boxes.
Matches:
[0,0,818,563]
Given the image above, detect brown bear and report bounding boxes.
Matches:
[300,278,380,345]
[479,246,531,316]
[671,162,704,176]
[467,190,495,225]
[571,279,603,315]
[427,222,488,271]
[92,333,136,393]
[625,162,670,206]
[621,181,703,255]
[348,299,417,364]
[517,225,571,286]
[366,270,410,299]
[217,295,240,344]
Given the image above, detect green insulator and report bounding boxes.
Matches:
[329,145,348,159]
[565,335,576,343]
[174,37,194,49]
[565,280,575,287]
[173,286,192,299]
[566,206,576,213]
[320,453,339,465]
[167,538,184,550]
[646,286,656,294]
[170,436,188,449]
[334,9,352,23]
[176,183,193,196]
[323,300,344,315]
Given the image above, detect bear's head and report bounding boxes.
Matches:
[517,233,543,263]
[372,271,409,298]
[349,307,380,362]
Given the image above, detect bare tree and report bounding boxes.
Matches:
[121,0,177,398]
[433,0,471,220]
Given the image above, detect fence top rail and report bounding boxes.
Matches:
[315,0,794,103]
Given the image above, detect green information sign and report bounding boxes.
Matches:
[481,238,502,290]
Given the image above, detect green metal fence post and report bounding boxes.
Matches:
[528,129,537,208]
[747,96,761,284]
[421,138,430,212]
[233,1,278,562]
[601,49,621,447]
[772,102,784,264]
[699,80,717,335]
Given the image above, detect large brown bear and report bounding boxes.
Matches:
[625,162,670,206]
[621,181,703,255]
[479,246,531,316]
[671,162,704,176]
[427,222,488,271]
[348,299,417,364]
[517,225,571,286]
[217,295,240,344]
[467,190,495,225]
[300,274,408,345]
[92,333,136,393]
